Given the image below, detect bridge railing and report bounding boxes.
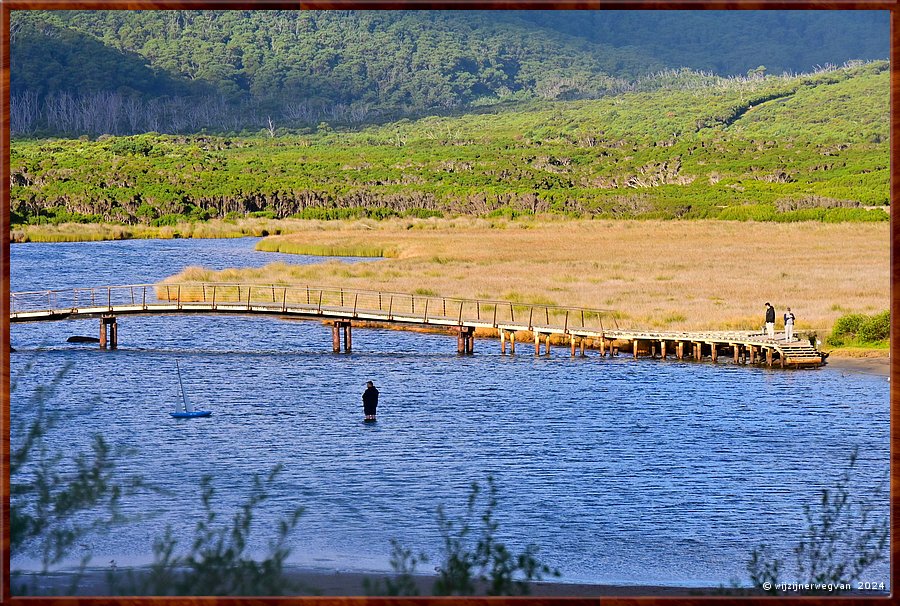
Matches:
[10,284,165,314]
[11,283,620,332]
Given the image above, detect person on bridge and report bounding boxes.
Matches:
[765,302,776,339]
[784,307,796,342]
[363,380,379,420]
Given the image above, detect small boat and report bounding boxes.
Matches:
[170,360,211,419]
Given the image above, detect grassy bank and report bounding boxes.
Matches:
[160,218,888,333]
[10,218,322,243]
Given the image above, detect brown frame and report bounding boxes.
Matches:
[1,1,895,604]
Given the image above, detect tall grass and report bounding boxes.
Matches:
[255,238,397,258]
[161,218,889,333]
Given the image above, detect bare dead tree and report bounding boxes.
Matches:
[10,91,39,136]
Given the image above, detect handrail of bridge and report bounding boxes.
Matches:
[10,283,621,333]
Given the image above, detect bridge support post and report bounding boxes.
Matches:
[456,326,474,354]
[500,329,506,354]
[544,334,551,356]
[749,346,756,364]
[509,331,515,354]
[99,315,117,350]
[580,337,586,357]
[570,335,576,358]
[534,332,541,356]
[677,341,684,360]
[599,338,606,357]
[660,341,667,359]
[711,343,717,363]
[766,348,773,367]
[633,339,639,359]
[732,345,739,363]
[331,320,352,353]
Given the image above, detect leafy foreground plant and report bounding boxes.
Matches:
[747,448,889,595]
[107,465,306,596]
[365,476,560,596]
[11,362,151,595]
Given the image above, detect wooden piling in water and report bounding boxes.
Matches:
[509,331,515,354]
[455,326,474,354]
[344,324,352,353]
[99,315,117,349]
[660,341,667,359]
[332,325,341,353]
[500,330,506,354]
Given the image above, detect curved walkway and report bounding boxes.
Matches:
[10,283,823,367]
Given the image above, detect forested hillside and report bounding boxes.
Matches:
[10,10,888,137]
[522,10,888,76]
[10,62,889,227]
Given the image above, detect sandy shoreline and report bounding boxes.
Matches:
[823,353,890,377]
[13,566,731,597]
[14,565,892,597]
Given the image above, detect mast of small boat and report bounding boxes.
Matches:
[175,359,194,413]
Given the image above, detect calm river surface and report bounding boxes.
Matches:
[9,238,890,589]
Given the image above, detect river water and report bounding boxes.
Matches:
[8,237,891,590]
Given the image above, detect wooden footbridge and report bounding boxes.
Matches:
[9,283,824,368]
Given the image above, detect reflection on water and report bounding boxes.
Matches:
[9,238,890,587]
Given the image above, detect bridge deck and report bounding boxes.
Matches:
[10,283,824,368]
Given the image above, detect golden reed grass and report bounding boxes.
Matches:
[160,218,889,334]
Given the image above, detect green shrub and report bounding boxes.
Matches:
[109,137,154,157]
[827,311,889,347]
[857,310,890,343]
[151,214,188,227]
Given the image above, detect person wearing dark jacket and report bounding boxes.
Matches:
[363,381,379,420]
[765,302,776,339]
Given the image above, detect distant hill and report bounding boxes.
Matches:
[10,10,888,137]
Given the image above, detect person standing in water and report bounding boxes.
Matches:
[363,380,379,420]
